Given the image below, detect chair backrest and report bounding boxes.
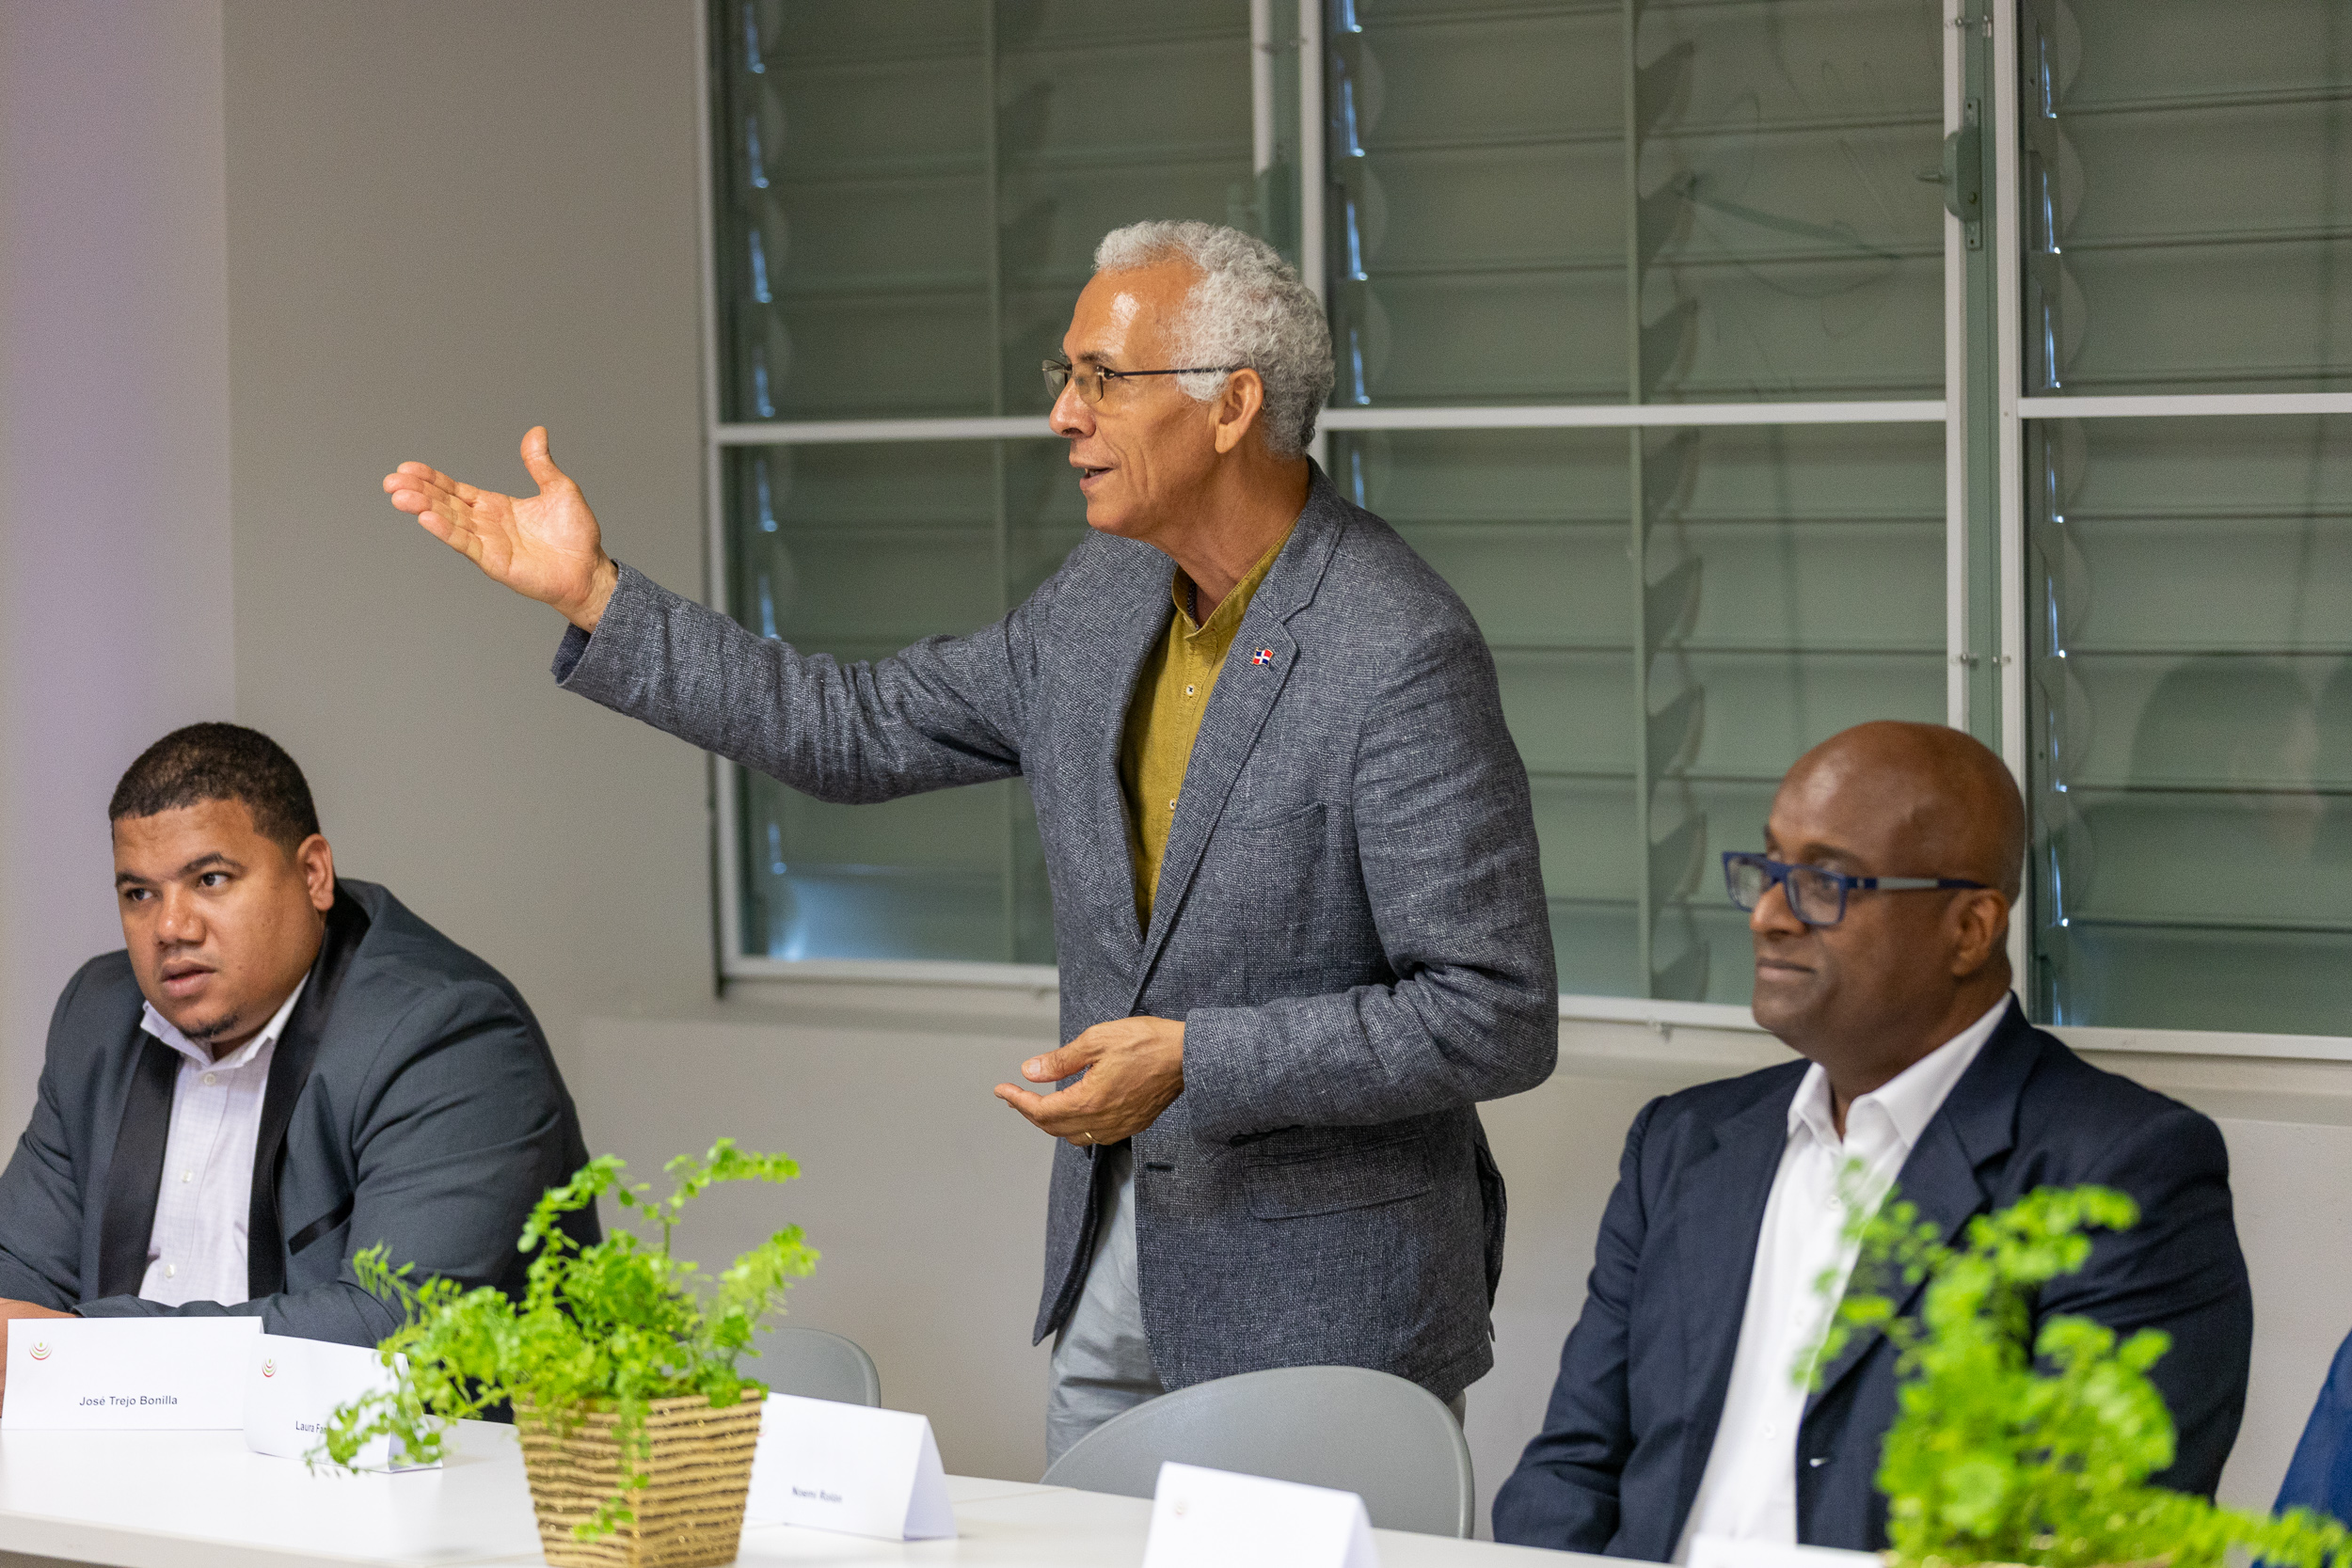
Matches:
[760,1325,882,1407]
[1040,1365,1473,1538]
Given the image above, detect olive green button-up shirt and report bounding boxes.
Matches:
[1118,524,1296,927]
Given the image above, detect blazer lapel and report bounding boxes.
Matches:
[1805,1000,2038,1411]
[1041,538,1175,975]
[1128,474,1346,1004]
[246,886,372,1298]
[95,1037,182,1298]
[1670,1078,1802,1519]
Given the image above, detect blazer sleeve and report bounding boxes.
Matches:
[1178,617,1558,1140]
[549,561,1042,802]
[0,971,98,1310]
[75,981,588,1345]
[2036,1101,2252,1497]
[1491,1098,1659,1550]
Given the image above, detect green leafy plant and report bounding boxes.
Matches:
[1814,1180,2349,1568]
[316,1140,817,1540]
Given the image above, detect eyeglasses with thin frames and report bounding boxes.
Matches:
[1721,851,1988,928]
[1042,358,1246,407]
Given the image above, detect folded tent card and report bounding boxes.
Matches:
[243,1331,437,1472]
[3,1317,260,1430]
[743,1393,955,1541]
[1141,1461,1379,1568]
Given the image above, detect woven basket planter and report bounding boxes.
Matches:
[515,1390,765,1568]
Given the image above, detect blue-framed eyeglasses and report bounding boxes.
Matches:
[1722,851,1988,928]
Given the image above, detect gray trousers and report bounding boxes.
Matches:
[1045,1145,1163,1465]
[1042,1143,1467,1468]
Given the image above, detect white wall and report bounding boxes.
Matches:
[219,0,716,1076]
[0,1,236,1136]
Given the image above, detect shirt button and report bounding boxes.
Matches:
[1185,685,1196,696]
[1761,1422,1778,1439]
[201,1072,217,1086]
[165,1263,177,1278]
[1168,799,1178,810]
[181,1171,193,1183]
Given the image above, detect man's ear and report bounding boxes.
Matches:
[1211,369,1268,455]
[1947,888,2010,978]
[295,833,336,914]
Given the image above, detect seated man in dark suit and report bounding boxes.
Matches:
[1494,720,2251,1558]
[0,723,596,1381]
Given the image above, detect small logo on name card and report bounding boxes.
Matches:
[27,1342,50,1362]
[262,1359,278,1378]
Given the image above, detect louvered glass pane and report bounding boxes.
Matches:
[1335,420,1944,1004]
[725,440,1064,963]
[2027,416,2352,1032]
[2019,0,2352,395]
[1322,0,1945,407]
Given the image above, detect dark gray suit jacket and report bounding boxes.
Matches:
[555,466,1558,1399]
[0,879,597,1345]
[1493,1001,2252,1556]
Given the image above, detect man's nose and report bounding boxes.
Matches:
[155,889,204,942]
[1049,380,1092,438]
[1750,878,1807,937]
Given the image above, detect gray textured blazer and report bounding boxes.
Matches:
[0,879,598,1344]
[557,466,1558,1399]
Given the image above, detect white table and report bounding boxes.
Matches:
[0,1421,1581,1567]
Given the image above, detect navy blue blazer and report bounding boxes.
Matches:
[1493,1000,2252,1557]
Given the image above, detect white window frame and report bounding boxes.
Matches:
[694,0,2352,1063]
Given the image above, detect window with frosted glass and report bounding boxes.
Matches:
[2020,0,2352,1034]
[1323,0,1946,408]
[1334,421,1945,1006]
[712,1,1259,962]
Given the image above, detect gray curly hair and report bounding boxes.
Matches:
[1091,220,1333,458]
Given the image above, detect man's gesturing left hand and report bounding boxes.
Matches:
[994,1017,1184,1148]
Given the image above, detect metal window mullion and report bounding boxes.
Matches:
[1992,0,2029,987]
[2020,392,2352,419]
[1943,0,1970,732]
[697,0,749,983]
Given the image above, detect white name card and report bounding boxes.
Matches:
[743,1393,955,1541]
[1690,1536,1883,1568]
[1142,1461,1378,1568]
[244,1332,437,1472]
[3,1317,261,1429]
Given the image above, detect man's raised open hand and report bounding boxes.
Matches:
[383,426,620,630]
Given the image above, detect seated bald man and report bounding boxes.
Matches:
[0,723,596,1372]
[1493,721,2251,1558]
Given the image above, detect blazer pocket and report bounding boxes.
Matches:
[1246,1132,1434,1220]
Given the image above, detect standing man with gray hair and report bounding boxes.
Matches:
[381,220,1558,1458]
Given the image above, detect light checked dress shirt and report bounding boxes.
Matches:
[135,978,307,1307]
[1673,996,2011,1561]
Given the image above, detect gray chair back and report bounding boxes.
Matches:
[760,1325,882,1407]
[1040,1365,1473,1538]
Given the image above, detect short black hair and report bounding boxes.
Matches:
[108,723,321,853]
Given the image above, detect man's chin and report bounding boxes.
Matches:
[1748,973,1819,1042]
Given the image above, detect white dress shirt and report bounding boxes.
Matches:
[1674,997,2011,1561]
[135,978,307,1307]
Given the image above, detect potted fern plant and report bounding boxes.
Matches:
[1820,1181,2349,1568]
[317,1140,817,1568]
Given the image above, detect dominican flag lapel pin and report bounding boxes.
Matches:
[1250,646,1275,666]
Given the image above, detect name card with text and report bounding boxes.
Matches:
[244,1332,437,1472]
[1689,1536,1884,1568]
[1142,1462,1379,1568]
[744,1393,955,1541]
[3,1317,261,1430]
